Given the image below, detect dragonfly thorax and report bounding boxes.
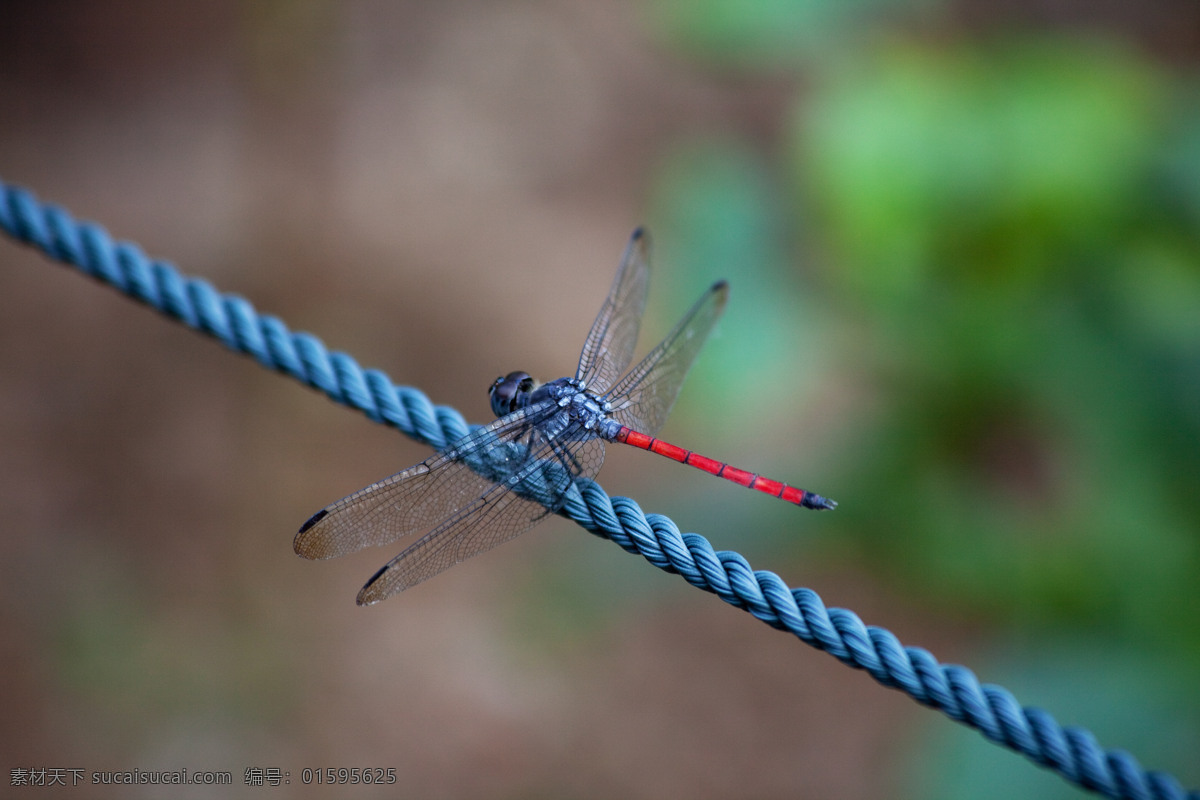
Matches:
[488,372,613,430]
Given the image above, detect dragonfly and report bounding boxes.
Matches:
[296,228,835,604]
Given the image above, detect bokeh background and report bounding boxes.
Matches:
[2,1,1198,797]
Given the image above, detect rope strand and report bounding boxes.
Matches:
[2,178,1195,800]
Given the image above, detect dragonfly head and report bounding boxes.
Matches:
[489,371,539,417]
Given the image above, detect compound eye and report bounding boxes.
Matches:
[489,371,532,417]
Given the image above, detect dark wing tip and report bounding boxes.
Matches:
[294,508,330,558]
[356,563,391,606]
[622,227,651,265]
[298,508,328,535]
[711,280,730,309]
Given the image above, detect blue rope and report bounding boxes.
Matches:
[2,178,1195,800]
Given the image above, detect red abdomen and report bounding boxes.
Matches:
[612,426,835,510]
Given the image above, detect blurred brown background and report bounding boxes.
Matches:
[2,1,1198,798]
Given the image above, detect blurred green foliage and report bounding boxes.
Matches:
[646,3,1200,790]
[646,141,827,426]
[798,37,1200,659]
[802,40,1165,295]
[646,0,931,68]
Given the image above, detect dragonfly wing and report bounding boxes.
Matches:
[356,434,606,603]
[355,483,550,603]
[605,280,729,436]
[294,403,555,561]
[575,228,651,394]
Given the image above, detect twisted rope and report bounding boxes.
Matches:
[2,178,1195,800]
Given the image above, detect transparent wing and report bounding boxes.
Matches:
[356,435,605,603]
[295,403,557,561]
[575,228,651,394]
[295,404,607,603]
[604,280,729,436]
